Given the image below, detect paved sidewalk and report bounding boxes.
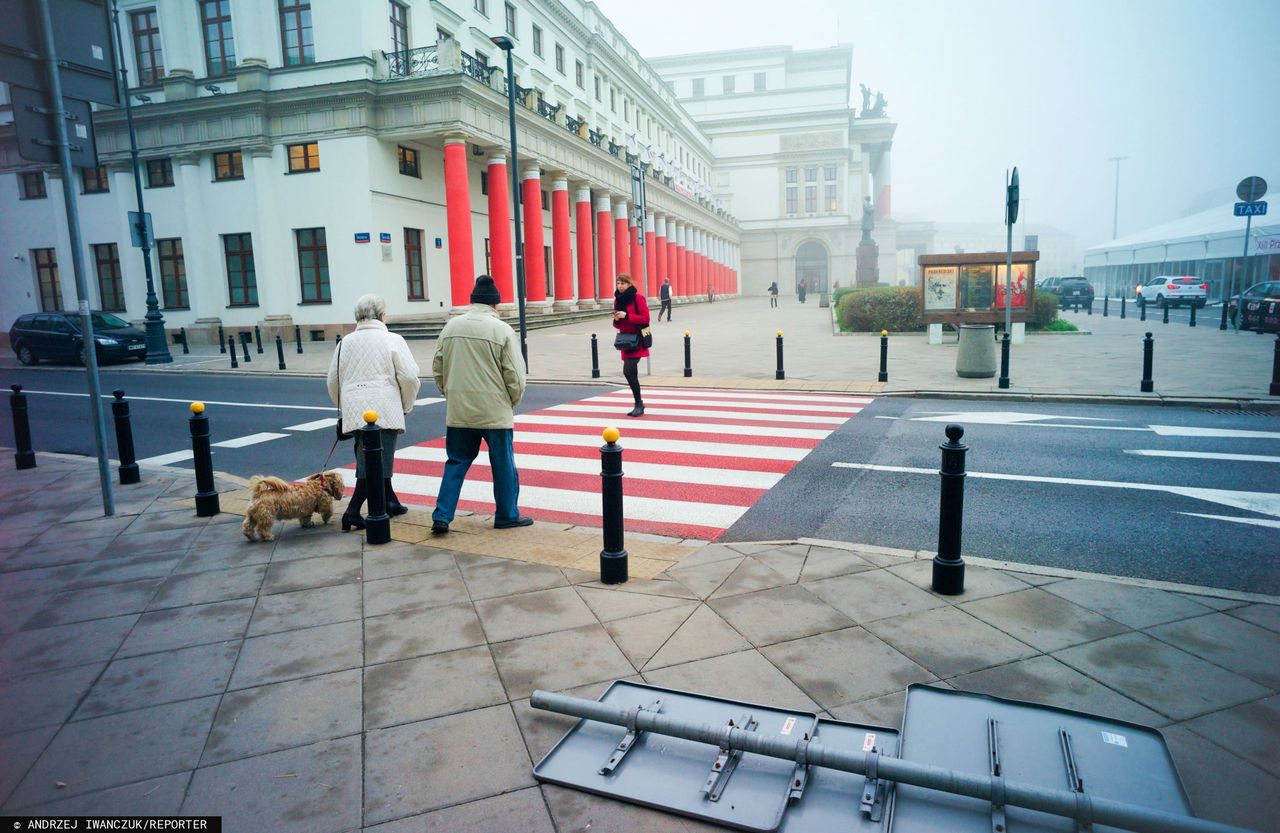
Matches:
[1,454,1276,831]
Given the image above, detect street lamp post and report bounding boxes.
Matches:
[1108,155,1127,241]
[490,35,528,369]
[110,0,171,364]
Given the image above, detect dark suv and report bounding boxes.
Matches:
[1043,276,1094,311]
[9,311,148,365]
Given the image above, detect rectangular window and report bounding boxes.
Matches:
[480,170,488,195]
[692,77,704,97]
[824,165,837,181]
[157,238,188,309]
[575,60,584,88]
[805,185,817,214]
[484,238,491,274]
[436,27,450,42]
[287,142,320,173]
[540,190,549,211]
[555,44,564,74]
[594,74,601,101]
[93,243,125,312]
[825,184,837,211]
[785,189,797,215]
[279,0,314,66]
[474,0,487,16]
[81,166,110,193]
[532,24,542,57]
[475,50,489,68]
[504,3,516,35]
[754,71,766,91]
[130,8,165,85]
[398,145,419,177]
[785,167,798,184]
[223,233,258,306]
[200,0,236,76]
[610,87,616,112]
[213,150,244,180]
[389,2,408,55]
[296,228,330,303]
[624,99,629,121]
[146,158,174,187]
[19,172,47,199]
[404,227,425,300]
[723,74,735,94]
[805,167,817,182]
[33,248,60,311]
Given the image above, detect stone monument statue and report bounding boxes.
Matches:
[856,196,880,287]
[859,83,871,114]
[870,91,888,117]
[861,196,875,243]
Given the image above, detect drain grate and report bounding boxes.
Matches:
[1202,409,1279,416]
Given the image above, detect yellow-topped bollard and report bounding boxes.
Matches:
[777,330,783,337]
[683,331,693,378]
[775,330,785,380]
[602,426,620,444]
[881,329,888,337]
[363,410,378,424]
[189,401,205,414]
[188,400,218,517]
[599,423,627,583]
[879,329,890,382]
[684,330,690,338]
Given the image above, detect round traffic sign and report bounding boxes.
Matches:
[1237,176,1267,202]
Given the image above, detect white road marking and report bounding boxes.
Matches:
[513,430,811,461]
[212,432,288,449]
[413,397,445,406]
[831,462,1280,518]
[284,417,339,431]
[1126,450,1280,464]
[1180,513,1280,529]
[545,402,851,424]
[911,411,1119,424]
[605,388,873,405]
[136,450,194,466]
[1149,425,1280,439]
[20,389,337,412]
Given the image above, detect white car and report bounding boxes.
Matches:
[1135,276,1208,309]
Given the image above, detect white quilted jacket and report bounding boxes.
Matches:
[326,320,421,433]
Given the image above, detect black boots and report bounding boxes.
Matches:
[627,402,645,417]
[341,479,367,532]
[385,479,408,517]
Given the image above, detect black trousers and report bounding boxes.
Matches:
[659,299,672,321]
[622,357,642,405]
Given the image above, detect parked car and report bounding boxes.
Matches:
[1134,276,1207,309]
[9,311,148,366]
[1046,276,1094,311]
[1228,281,1280,332]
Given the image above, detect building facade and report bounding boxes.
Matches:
[0,0,740,344]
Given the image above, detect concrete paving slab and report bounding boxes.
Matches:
[66,552,183,590]
[228,620,363,690]
[75,640,240,720]
[0,614,136,674]
[149,564,266,609]
[0,725,58,804]
[364,646,506,729]
[679,542,753,567]
[362,543,455,581]
[863,605,1039,678]
[577,585,698,623]
[491,623,636,700]
[885,559,1032,602]
[185,735,363,833]
[1041,578,1215,629]
[665,555,743,599]
[707,557,793,599]
[202,670,363,765]
[22,578,161,629]
[958,587,1129,652]
[363,705,535,825]
[804,568,949,624]
[1162,725,1280,833]
[172,540,275,574]
[541,782,726,833]
[118,598,255,657]
[642,604,752,671]
[30,514,135,545]
[122,508,213,535]
[456,553,569,600]
[6,696,219,809]
[0,534,116,570]
[0,593,51,636]
[1148,612,1280,689]
[709,584,855,646]
[248,582,362,636]
[364,601,485,665]
[1053,632,1270,721]
[579,575,698,598]
[1181,694,1280,779]
[761,627,936,709]
[112,524,205,553]
[362,568,470,618]
[13,772,190,818]
[603,603,699,668]
[1228,602,1280,633]
[262,552,363,595]
[0,562,85,600]
[827,691,909,728]
[475,585,598,643]
[0,664,104,735]
[363,786,557,833]
[642,649,821,714]
[748,545,810,583]
[269,529,365,561]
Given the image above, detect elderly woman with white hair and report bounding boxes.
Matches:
[326,294,421,530]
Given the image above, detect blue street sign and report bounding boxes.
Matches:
[1234,201,1267,217]
[354,232,371,243]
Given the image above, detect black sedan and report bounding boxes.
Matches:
[1228,281,1280,332]
[9,311,149,365]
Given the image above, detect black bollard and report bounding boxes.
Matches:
[1120,296,1126,319]
[180,327,190,354]
[683,331,693,378]
[931,424,967,595]
[295,324,303,354]
[361,412,391,545]
[1141,332,1154,393]
[240,333,251,363]
[218,324,226,353]
[189,402,220,517]
[1271,335,1280,396]
[1220,298,1229,331]
[1087,299,1092,315]
[1103,295,1109,317]
[10,385,36,470]
[1162,303,1169,325]
[878,329,889,383]
[228,336,238,368]
[335,333,342,345]
[1189,303,1197,327]
[254,325,263,354]
[1139,297,1146,321]
[775,331,785,380]
[111,390,140,485]
[599,427,628,584]
[997,332,1011,390]
[590,333,600,379]
[276,335,286,370]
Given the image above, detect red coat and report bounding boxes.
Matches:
[612,293,651,359]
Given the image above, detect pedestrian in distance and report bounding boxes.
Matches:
[327,294,421,532]
[430,275,531,534]
[612,273,651,417]
[798,278,807,304]
[659,277,673,322]
[768,281,779,308]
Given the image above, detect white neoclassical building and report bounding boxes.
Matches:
[0,0,741,345]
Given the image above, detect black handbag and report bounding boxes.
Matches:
[639,326,653,349]
[335,340,353,441]
[613,331,640,351]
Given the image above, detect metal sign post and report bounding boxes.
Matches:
[1232,176,1267,332]
[999,168,1018,389]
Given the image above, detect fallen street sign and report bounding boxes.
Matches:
[1234,201,1267,217]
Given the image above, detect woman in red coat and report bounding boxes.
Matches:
[611,273,650,417]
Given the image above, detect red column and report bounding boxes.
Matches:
[629,223,642,289]
[551,176,573,310]
[667,228,677,300]
[443,138,474,308]
[655,216,668,294]
[675,224,687,298]
[520,166,546,304]
[575,187,595,308]
[595,194,613,301]
[613,201,630,277]
[486,154,513,303]
[644,216,658,299]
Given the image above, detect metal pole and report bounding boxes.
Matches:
[275,334,286,370]
[1233,214,1253,333]
[1189,301,1197,328]
[1163,303,1169,325]
[529,691,1255,833]
[37,0,113,515]
[1120,296,1126,319]
[878,329,889,382]
[775,331,785,380]
[218,324,226,353]
[1140,296,1146,321]
[683,331,692,378]
[254,325,263,354]
[997,331,1010,390]
[1271,335,1280,396]
[180,326,189,354]
[109,0,171,366]
[500,45,529,370]
[1104,295,1109,317]
[228,336,238,368]
[1109,155,1126,240]
[599,427,628,584]
[111,389,139,484]
[1141,333,1154,393]
[931,424,966,595]
[240,333,251,363]
[10,385,37,470]
[295,324,303,353]
[189,402,219,517]
[362,413,391,545]
[590,333,600,379]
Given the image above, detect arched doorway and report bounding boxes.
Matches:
[795,241,829,294]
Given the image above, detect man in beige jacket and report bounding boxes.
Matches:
[430,275,529,534]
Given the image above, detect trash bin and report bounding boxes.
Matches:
[956,324,996,378]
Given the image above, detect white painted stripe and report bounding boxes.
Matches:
[340,469,746,527]
[21,389,338,412]
[832,462,1280,518]
[397,445,783,489]
[515,430,810,461]
[137,450,194,466]
[1150,425,1280,440]
[212,432,289,449]
[1179,513,1280,530]
[595,388,872,405]
[413,397,445,406]
[1126,450,1280,464]
[577,397,865,415]
[515,414,832,440]
[544,402,852,425]
[284,417,339,432]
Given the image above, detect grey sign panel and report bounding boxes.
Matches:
[777,719,899,833]
[534,681,819,832]
[10,85,98,168]
[0,0,120,106]
[891,684,1192,833]
[1236,176,1267,203]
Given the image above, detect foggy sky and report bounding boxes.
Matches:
[594,0,1280,253]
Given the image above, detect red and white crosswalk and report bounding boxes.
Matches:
[345,388,873,540]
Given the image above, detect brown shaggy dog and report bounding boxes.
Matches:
[241,471,346,542]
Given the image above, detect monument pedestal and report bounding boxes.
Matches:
[855,242,880,287]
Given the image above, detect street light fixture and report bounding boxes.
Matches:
[490,34,529,369]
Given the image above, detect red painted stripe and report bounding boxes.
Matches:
[545,408,847,430]
[393,458,766,506]
[512,421,820,448]
[407,439,798,473]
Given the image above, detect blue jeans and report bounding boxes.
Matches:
[432,427,521,525]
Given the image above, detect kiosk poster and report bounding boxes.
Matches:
[995,263,1029,309]
[923,267,958,311]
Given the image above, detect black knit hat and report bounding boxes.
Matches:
[470,275,501,305]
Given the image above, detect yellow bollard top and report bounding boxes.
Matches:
[881,329,888,337]
[684,330,690,337]
[363,410,378,424]
[602,426,620,444]
[189,401,205,414]
[777,330,783,337]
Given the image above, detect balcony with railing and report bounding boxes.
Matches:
[460,52,494,85]
[536,98,560,123]
[382,45,439,78]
